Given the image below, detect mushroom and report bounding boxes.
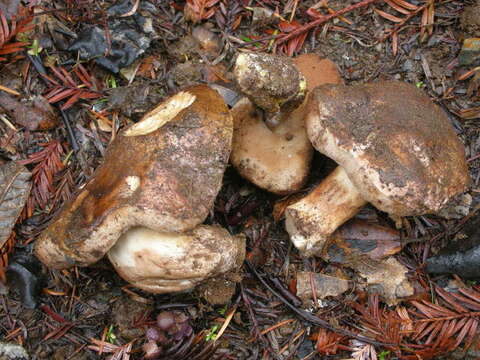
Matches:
[107,225,245,293]
[35,85,235,270]
[286,81,470,256]
[233,52,306,127]
[230,54,342,194]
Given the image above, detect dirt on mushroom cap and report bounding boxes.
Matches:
[234,52,306,114]
[306,80,470,216]
[35,85,233,269]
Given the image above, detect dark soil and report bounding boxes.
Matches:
[1,0,480,359]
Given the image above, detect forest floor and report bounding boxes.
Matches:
[1,0,480,359]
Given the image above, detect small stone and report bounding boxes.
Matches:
[296,272,350,301]
[0,342,29,360]
[459,38,480,66]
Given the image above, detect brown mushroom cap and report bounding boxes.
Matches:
[107,225,246,294]
[306,81,470,216]
[293,54,343,90]
[35,85,233,269]
[230,54,342,194]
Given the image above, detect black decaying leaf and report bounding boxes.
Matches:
[0,162,31,248]
[426,215,480,279]
[7,251,43,309]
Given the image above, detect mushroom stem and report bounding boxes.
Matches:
[107,225,245,294]
[285,166,367,256]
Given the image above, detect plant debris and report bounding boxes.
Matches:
[0,162,30,248]
[1,1,480,359]
[296,272,350,301]
[68,0,156,73]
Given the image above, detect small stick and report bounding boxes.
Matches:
[27,54,80,153]
[246,260,392,347]
[0,84,20,96]
[276,0,379,45]
[0,114,18,131]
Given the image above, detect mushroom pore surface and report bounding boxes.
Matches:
[230,98,312,194]
[35,85,233,269]
[230,54,342,194]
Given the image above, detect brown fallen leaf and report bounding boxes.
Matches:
[0,162,31,248]
[296,271,350,301]
[357,257,413,306]
[0,94,59,131]
[323,219,401,262]
[320,220,410,305]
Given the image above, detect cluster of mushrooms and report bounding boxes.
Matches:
[35,52,470,298]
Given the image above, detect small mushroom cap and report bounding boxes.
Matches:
[292,54,343,90]
[234,52,306,114]
[107,225,246,294]
[35,85,233,269]
[306,81,470,216]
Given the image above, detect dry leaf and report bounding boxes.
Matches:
[358,257,413,306]
[0,162,31,248]
[349,340,378,360]
[313,328,344,355]
[296,271,350,301]
[324,220,401,262]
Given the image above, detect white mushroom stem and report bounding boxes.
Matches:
[285,166,367,257]
[107,225,245,294]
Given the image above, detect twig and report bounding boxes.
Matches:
[245,261,392,347]
[240,283,263,342]
[120,0,140,17]
[0,114,18,131]
[276,0,380,45]
[26,54,79,152]
[0,84,20,96]
[379,3,428,41]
